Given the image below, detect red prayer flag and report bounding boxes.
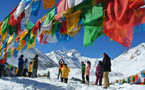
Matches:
[39,34,49,44]
[60,21,67,33]
[129,0,145,10]
[114,0,130,21]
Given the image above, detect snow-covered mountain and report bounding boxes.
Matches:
[7,47,57,69]
[46,49,102,68]
[112,43,145,76]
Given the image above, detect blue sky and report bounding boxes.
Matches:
[1,0,145,59]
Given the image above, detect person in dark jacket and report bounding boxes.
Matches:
[81,61,85,84]
[31,55,38,78]
[95,61,103,86]
[0,59,6,77]
[102,53,111,89]
[17,55,24,76]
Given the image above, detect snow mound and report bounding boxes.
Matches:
[112,42,145,76]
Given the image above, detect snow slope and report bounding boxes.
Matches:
[46,49,102,68]
[0,68,144,90]
[112,43,145,76]
[7,47,57,69]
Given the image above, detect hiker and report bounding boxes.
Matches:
[102,53,111,89]
[57,61,63,79]
[28,62,32,77]
[81,61,85,83]
[58,56,65,65]
[0,59,6,77]
[95,61,103,86]
[17,55,24,76]
[32,55,38,78]
[61,64,70,83]
[85,61,91,85]
[23,59,29,77]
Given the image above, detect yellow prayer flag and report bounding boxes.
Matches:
[6,47,9,52]
[7,35,14,45]
[66,10,82,35]
[0,44,2,52]
[70,25,81,37]
[27,37,36,50]
[16,40,26,50]
[1,31,7,42]
[11,47,15,55]
[42,0,56,10]
[38,14,47,21]
[62,6,75,17]
[19,30,28,45]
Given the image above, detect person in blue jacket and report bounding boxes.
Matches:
[17,55,24,76]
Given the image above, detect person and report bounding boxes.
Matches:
[95,61,103,86]
[57,61,63,79]
[17,55,24,76]
[32,55,38,78]
[102,53,111,89]
[58,56,65,65]
[28,62,32,77]
[61,64,70,83]
[0,59,6,77]
[81,61,85,84]
[23,59,29,77]
[85,61,91,85]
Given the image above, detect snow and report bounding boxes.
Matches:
[0,68,144,90]
[46,49,102,68]
[2,43,145,90]
[112,43,145,76]
[7,47,57,69]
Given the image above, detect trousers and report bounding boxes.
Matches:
[103,71,110,87]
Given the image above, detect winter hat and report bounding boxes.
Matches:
[61,56,63,59]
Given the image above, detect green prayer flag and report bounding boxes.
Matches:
[1,15,11,34]
[81,3,104,47]
[52,22,60,37]
[24,20,35,31]
[7,49,12,58]
[9,25,17,35]
[44,6,56,25]
[74,0,93,12]
[8,64,12,69]
[28,31,35,44]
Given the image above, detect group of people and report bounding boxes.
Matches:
[81,53,111,89]
[0,52,111,89]
[57,53,111,89]
[17,55,39,78]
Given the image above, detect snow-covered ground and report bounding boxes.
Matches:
[2,43,145,90]
[0,67,144,90]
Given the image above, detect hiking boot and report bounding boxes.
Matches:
[81,81,85,84]
[85,81,89,85]
[103,87,108,89]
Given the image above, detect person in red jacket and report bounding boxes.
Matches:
[57,61,63,79]
[0,59,6,77]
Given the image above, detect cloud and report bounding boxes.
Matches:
[61,45,72,51]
